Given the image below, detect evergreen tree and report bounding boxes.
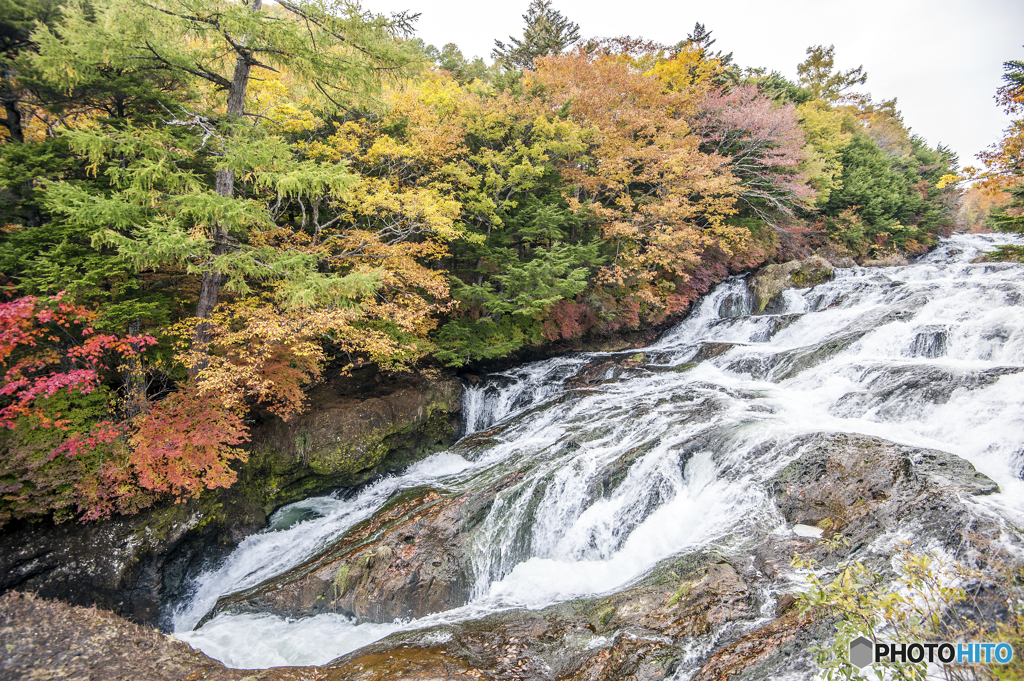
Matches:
[32,0,417,342]
[492,0,580,71]
[823,134,955,253]
[671,22,733,68]
[796,44,867,103]
[433,43,490,84]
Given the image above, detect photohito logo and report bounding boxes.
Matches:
[849,636,1015,669]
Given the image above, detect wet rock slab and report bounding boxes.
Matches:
[305,433,1008,681]
[317,550,761,681]
[202,470,525,626]
[5,432,1015,681]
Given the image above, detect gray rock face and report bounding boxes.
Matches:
[303,433,1011,681]
[253,372,462,487]
[748,256,835,313]
[768,433,998,555]
[0,370,462,626]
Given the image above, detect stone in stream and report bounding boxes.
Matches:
[748,256,834,314]
[198,487,469,625]
[910,324,949,358]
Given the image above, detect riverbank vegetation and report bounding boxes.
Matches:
[0,0,981,524]
[968,58,1024,261]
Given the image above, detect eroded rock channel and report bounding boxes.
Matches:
[5,234,1023,681]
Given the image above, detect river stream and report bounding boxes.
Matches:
[171,233,1024,670]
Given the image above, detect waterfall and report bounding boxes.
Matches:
[173,233,1024,669]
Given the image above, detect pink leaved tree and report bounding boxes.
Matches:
[690,84,814,219]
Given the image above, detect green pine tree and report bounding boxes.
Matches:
[492,0,581,71]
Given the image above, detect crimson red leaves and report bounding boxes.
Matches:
[0,292,248,523]
[0,293,156,430]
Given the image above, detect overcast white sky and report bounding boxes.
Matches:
[368,0,1024,168]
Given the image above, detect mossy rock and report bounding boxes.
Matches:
[749,256,834,313]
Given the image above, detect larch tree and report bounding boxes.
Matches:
[796,44,867,104]
[532,48,740,290]
[35,0,419,343]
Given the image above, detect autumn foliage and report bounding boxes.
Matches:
[0,291,253,522]
[0,292,156,430]
[0,0,965,524]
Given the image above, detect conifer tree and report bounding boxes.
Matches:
[671,22,733,68]
[796,44,867,103]
[33,0,418,342]
[492,0,580,71]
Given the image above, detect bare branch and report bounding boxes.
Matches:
[137,41,232,89]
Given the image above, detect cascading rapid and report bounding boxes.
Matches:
[172,233,1024,669]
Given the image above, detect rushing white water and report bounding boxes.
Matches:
[174,233,1024,669]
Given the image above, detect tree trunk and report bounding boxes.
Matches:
[121,318,148,418]
[1,66,24,144]
[193,0,262,349]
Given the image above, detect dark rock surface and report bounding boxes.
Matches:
[202,487,473,626]
[310,550,764,681]
[0,369,462,628]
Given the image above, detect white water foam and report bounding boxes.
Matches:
[175,233,1024,668]
[171,451,478,632]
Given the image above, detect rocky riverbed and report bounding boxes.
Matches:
[1,429,1013,680]
[3,234,1023,680]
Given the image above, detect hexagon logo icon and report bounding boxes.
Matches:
[849,636,874,669]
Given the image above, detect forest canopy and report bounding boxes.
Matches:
[0,0,967,524]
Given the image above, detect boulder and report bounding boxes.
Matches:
[769,433,998,543]
[317,550,758,681]
[748,256,834,313]
[0,591,247,681]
